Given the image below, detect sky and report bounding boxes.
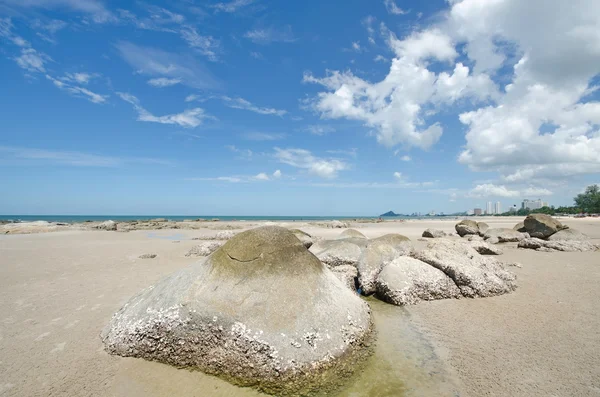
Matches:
[0,0,599,216]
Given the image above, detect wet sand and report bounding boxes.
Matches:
[0,217,599,396]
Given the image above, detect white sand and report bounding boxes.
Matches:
[0,217,598,396]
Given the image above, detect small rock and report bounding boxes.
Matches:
[336,229,367,240]
[484,228,528,243]
[455,220,479,237]
[422,229,446,238]
[139,254,157,259]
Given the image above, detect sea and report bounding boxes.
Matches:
[0,215,405,223]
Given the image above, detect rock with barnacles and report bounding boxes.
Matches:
[101,226,372,396]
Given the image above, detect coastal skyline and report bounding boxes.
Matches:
[1,0,600,215]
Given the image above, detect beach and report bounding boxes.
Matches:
[1,217,599,397]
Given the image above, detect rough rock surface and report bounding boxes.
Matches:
[484,228,529,243]
[477,222,489,236]
[328,220,349,229]
[467,240,503,255]
[546,228,590,241]
[513,221,526,232]
[102,226,372,396]
[95,220,117,231]
[185,242,224,257]
[518,238,598,252]
[455,220,479,237]
[524,214,567,239]
[422,229,446,238]
[309,239,364,268]
[195,231,237,241]
[138,253,157,259]
[330,265,358,291]
[412,239,517,298]
[376,257,461,306]
[336,229,367,240]
[289,229,314,248]
[463,234,483,242]
[356,239,413,295]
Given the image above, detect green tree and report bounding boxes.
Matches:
[574,184,600,213]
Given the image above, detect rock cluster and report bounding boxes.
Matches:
[515,215,594,252]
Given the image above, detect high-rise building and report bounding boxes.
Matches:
[474,208,483,216]
[495,202,501,215]
[486,201,493,215]
[522,199,546,210]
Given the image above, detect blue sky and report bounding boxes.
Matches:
[1,0,599,215]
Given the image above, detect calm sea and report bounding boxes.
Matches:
[0,215,407,223]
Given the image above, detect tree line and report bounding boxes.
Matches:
[497,184,600,216]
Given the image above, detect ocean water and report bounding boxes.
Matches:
[0,215,404,223]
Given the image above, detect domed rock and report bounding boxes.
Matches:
[546,228,589,241]
[101,226,372,396]
[523,214,567,239]
[483,228,529,243]
[289,229,314,248]
[422,229,446,238]
[412,239,517,298]
[455,220,479,237]
[309,239,366,268]
[336,229,367,240]
[356,238,413,295]
[376,257,461,306]
[370,233,410,245]
[477,222,489,236]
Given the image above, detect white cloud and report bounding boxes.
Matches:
[351,42,361,52]
[185,94,199,102]
[274,148,348,179]
[45,74,107,104]
[399,155,411,162]
[14,48,49,73]
[393,172,403,180]
[221,96,287,116]
[273,170,282,178]
[244,26,296,44]
[305,125,335,135]
[522,187,553,197]
[1,0,115,23]
[148,77,182,87]
[326,148,357,158]
[226,145,253,160]
[250,51,263,59]
[253,172,270,181]
[180,28,220,62]
[384,0,408,15]
[242,132,286,141]
[362,15,377,45]
[374,55,387,62]
[468,184,520,198]
[211,0,255,13]
[115,41,220,90]
[118,92,209,128]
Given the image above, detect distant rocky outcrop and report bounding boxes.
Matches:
[102,226,372,396]
[380,211,400,217]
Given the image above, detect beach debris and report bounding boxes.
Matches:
[483,228,529,243]
[523,214,568,239]
[412,239,517,298]
[185,242,223,257]
[518,238,598,252]
[289,229,314,248]
[335,229,367,240]
[376,257,461,306]
[455,220,480,237]
[422,228,446,238]
[102,226,372,396]
[139,254,157,259]
[330,265,358,291]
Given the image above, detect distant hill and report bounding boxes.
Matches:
[380,211,400,217]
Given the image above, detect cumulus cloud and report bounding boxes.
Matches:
[253,172,270,181]
[273,170,282,178]
[118,92,209,128]
[467,184,554,199]
[274,148,348,179]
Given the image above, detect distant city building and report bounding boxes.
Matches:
[474,208,483,216]
[486,201,493,215]
[522,199,548,210]
[495,202,501,215]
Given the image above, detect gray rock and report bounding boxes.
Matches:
[524,214,567,239]
[513,221,526,232]
[336,229,367,240]
[289,229,314,248]
[422,229,446,238]
[376,257,461,306]
[309,239,364,268]
[185,242,223,257]
[546,228,590,241]
[370,233,411,246]
[95,220,117,231]
[412,239,517,298]
[467,240,503,255]
[455,220,479,237]
[328,220,350,229]
[463,234,483,241]
[484,228,528,243]
[330,265,358,291]
[477,222,489,236]
[102,226,372,396]
[139,253,157,259]
[487,236,500,244]
[356,239,413,295]
[518,238,598,252]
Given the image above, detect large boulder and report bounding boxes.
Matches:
[336,229,367,240]
[513,221,526,232]
[455,220,479,237]
[375,257,461,306]
[289,229,314,248]
[518,238,598,252]
[483,228,529,243]
[356,239,413,295]
[412,239,517,298]
[467,240,503,255]
[102,226,372,396]
[422,229,446,238]
[523,214,567,239]
[309,239,364,268]
[546,228,589,241]
[331,265,358,291]
[370,233,410,245]
[477,222,489,236]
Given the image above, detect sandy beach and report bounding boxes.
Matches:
[1,217,599,397]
